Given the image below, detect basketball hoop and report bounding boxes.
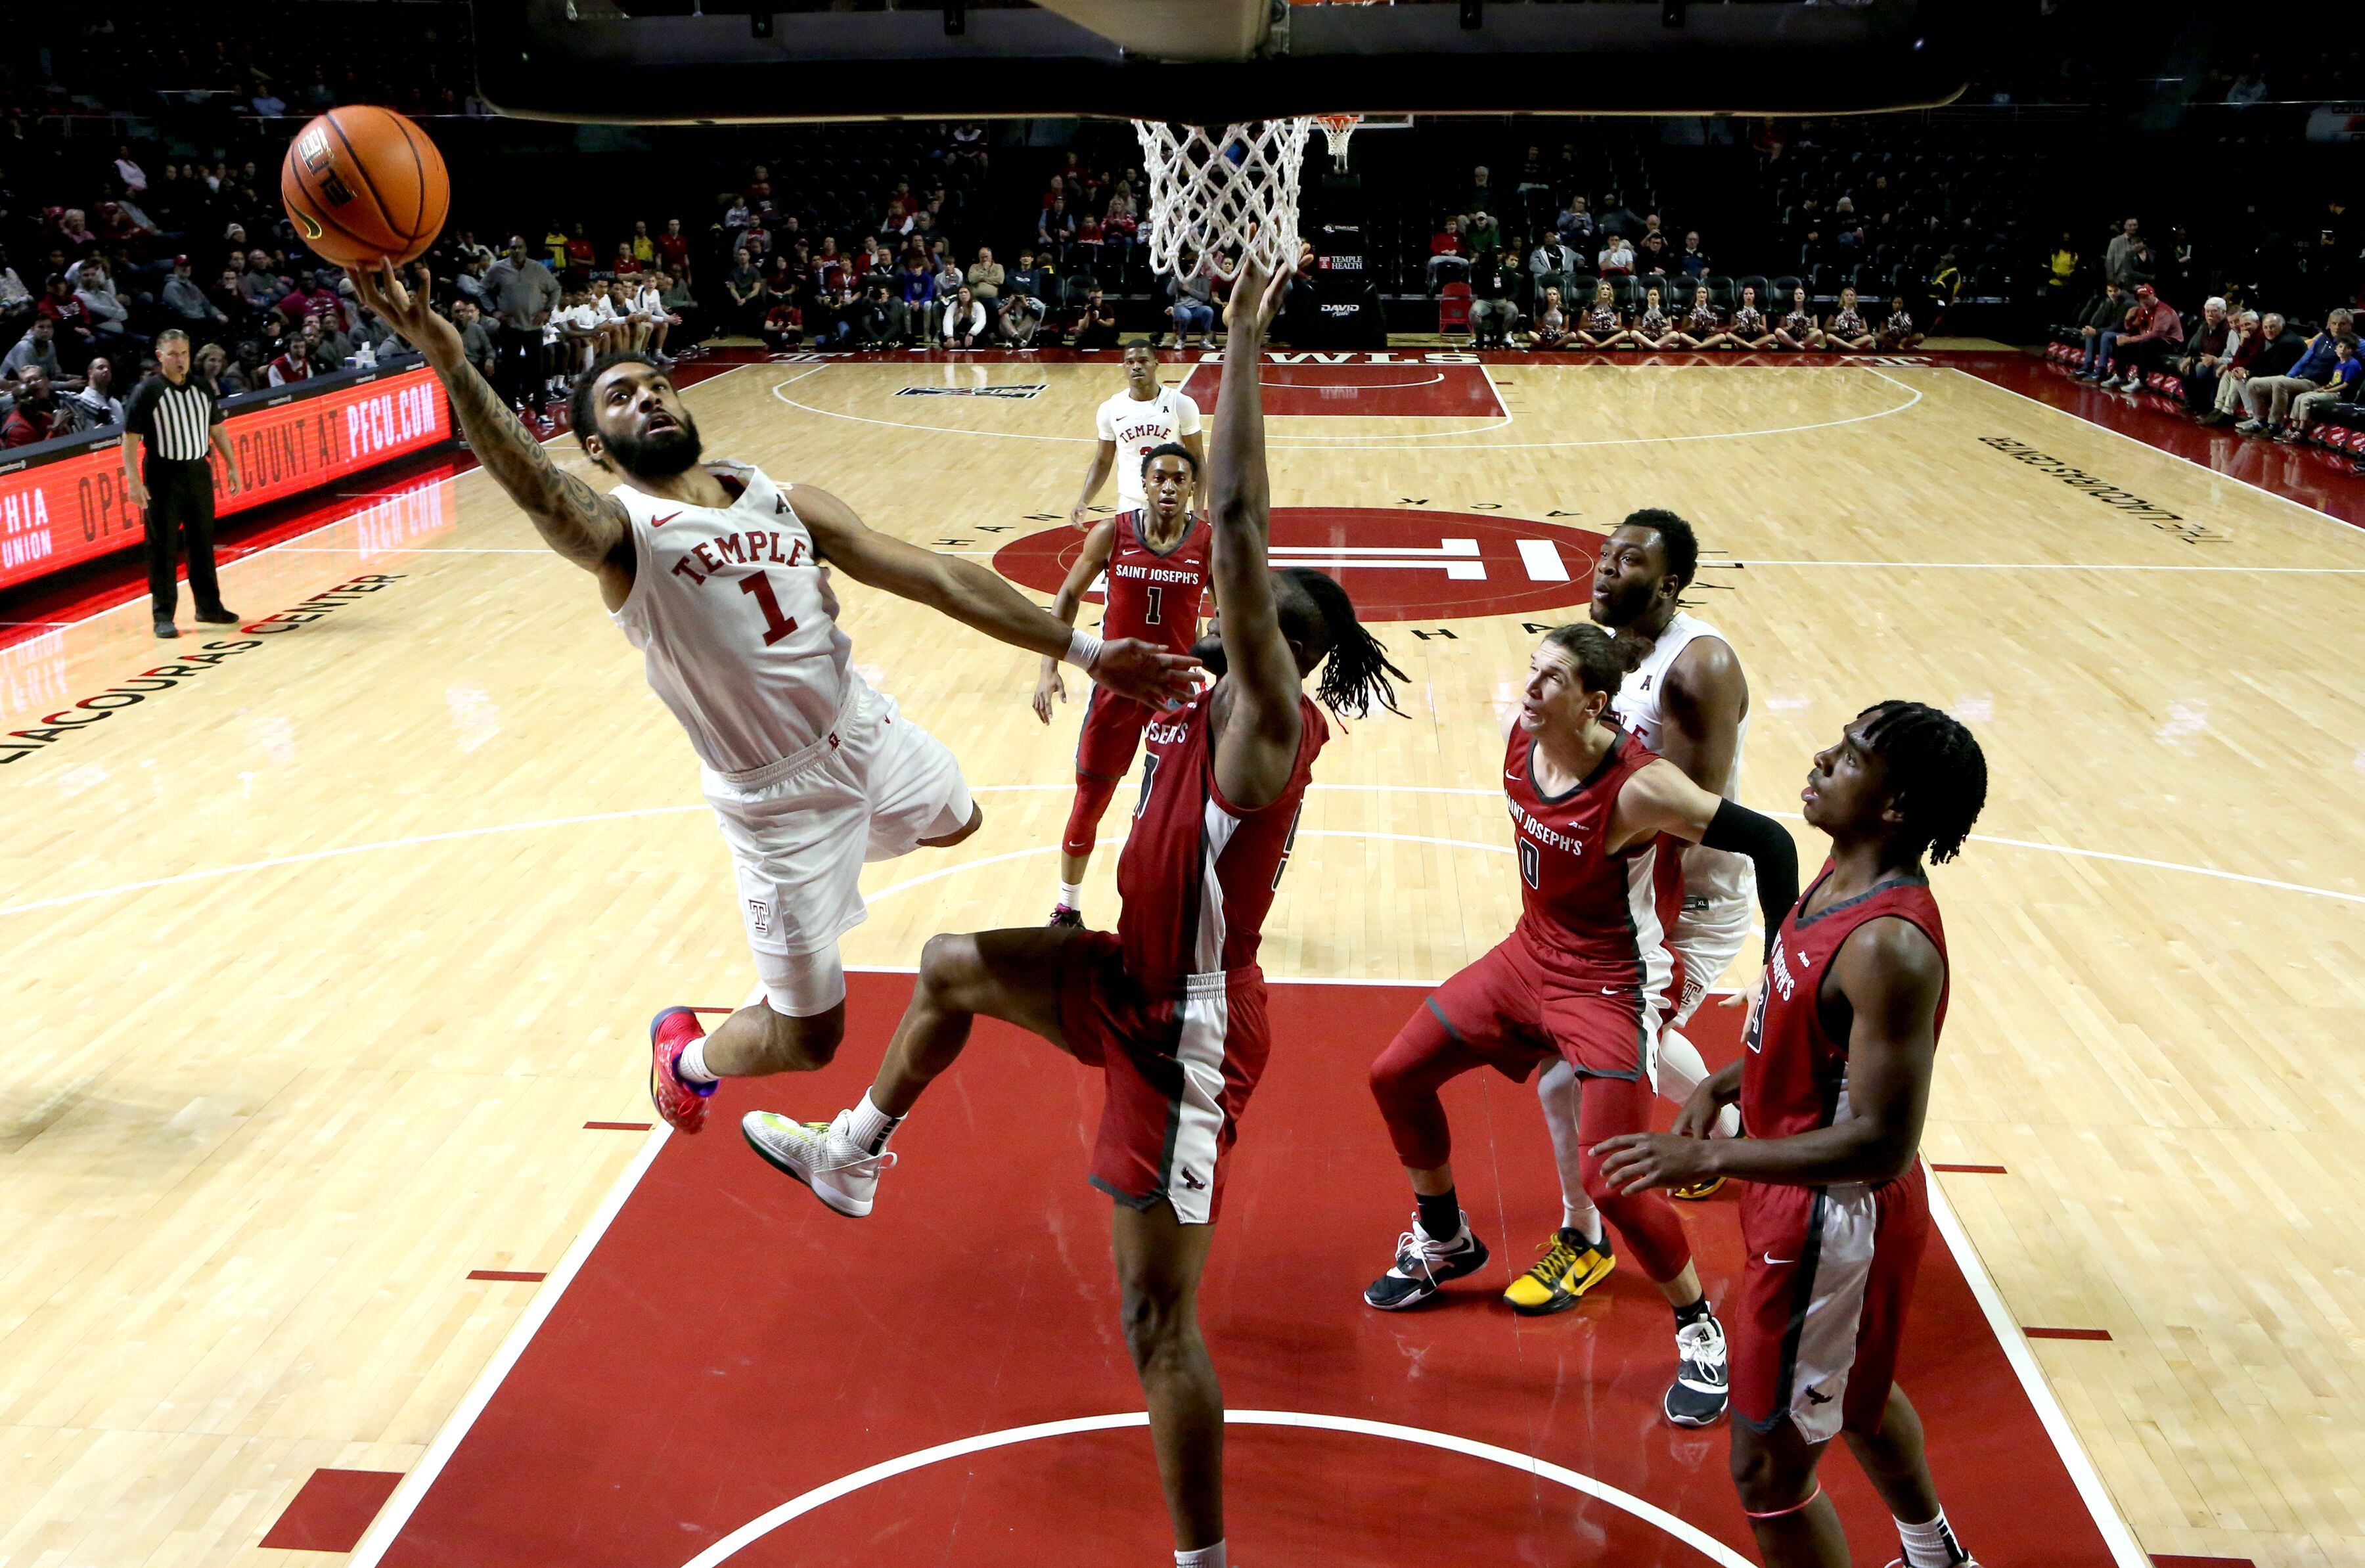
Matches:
[1314,113,1361,173]
[1131,118,1317,280]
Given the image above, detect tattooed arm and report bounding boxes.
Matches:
[349,261,635,604]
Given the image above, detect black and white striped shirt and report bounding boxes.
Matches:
[123,372,222,462]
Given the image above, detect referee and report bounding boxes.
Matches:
[122,328,245,638]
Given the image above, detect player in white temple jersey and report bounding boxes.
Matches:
[1070,343,1207,529]
[349,263,1199,1141]
[1505,508,1759,1316]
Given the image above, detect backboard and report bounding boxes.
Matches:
[471,0,1980,125]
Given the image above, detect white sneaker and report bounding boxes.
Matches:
[1664,1312,1730,1427]
[741,1108,893,1217]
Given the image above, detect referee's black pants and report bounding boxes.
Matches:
[144,457,224,619]
[497,323,547,417]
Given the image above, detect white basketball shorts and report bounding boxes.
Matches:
[701,676,972,1016]
[1667,892,1753,1029]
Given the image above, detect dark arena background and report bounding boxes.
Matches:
[1,5,2362,1568]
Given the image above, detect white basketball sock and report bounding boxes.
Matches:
[845,1089,904,1156]
[1536,1060,1604,1245]
[1175,1542,1227,1568]
[676,1037,719,1085]
[1895,1509,1966,1568]
[1658,1027,1742,1138]
[1058,880,1085,912]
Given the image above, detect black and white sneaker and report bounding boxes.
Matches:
[1363,1213,1489,1310]
[1664,1310,1730,1426]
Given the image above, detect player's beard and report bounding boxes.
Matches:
[1190,633,1227,679]
[1588,574,1655,631]
[604,409,704,478]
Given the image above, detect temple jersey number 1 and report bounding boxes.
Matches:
[738,571,800,646]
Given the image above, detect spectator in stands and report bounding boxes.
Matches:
[1598,233,1636,278]
[1878,297,1924,351]
[1103,184,1140,273]
[564,223,596,282]
[1600,194,1642,240]
[1167,254,1221,349]
[3,317,69,385]
[2102,283,2185,392]
[1678,231,1711,281]
[1468,166,1495,218]
[1073,213,1106,279]
[2105,218,2143,287]
[1557,198,1594,249]
[897,252,939,325]
[3,365,77,446]
[2240,309,2353,434]
[761,284,804,351]
[1428,218,1470,288]
[1038,197,1077,265]
[1633,286,1677,351]
[197,343,237,396]
[1468,250,1518,348]
[484,235,562,423]
[265,334,313,387]
[453,299,498,382]
[1000,289,1048,347]
[853,277,907,349]
[238,250,286,313]
[1636,227,1674,277]
[162,257,225,332]
[658,217,693,280]
[1008,250,1048,303]
[967,247,1004,316]
[2176,297,2232,411]
[2284,336,2362,443]
[1073,288,1119,349]
[1464,211,1502,256]
[724,248,765,336]
[1530,231,1580,287]
[660,270,700,348]
[1776,285,1824,350]
[1824,286,1875,351]
[940,286,987,349]
[2075,282,2132,380]
[613,242,644,282]
[69,355,125,426]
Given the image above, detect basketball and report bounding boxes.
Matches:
[279,105,449,269]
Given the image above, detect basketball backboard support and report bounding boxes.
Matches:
[470,0,1978,124]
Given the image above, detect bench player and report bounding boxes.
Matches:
[1598,701,1987,1568]
[742,257,1404,1568]
[1035,441,1213,926]
[1510,508,1755,1318]
[1363,622,1799,1429]
[346,261,1198,1139]
[1070,342,1207,530]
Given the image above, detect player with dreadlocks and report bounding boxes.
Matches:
[741,254,1401,1568]
[1598,701,1989,1568]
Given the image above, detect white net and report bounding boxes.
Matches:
[1131,118,1316,281]
[1315,113,1361,171]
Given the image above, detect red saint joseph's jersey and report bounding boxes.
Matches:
[1742,866,1950,1141]
[1100,509,1211,658]
[1117,684,1328,981]
[1503,724,1680,995]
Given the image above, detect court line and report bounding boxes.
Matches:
[767,365,1922,451]
[1948,365,2365,541]
[345,1122,671,1568]
[1924,1169,2150,1568]
[9,786,2364,921]
[673,1408,1753,1568]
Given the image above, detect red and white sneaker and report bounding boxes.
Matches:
[648,1006,717,1133]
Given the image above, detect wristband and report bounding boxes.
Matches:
[1064,629,1104,671]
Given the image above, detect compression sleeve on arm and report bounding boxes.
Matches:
[1702,798,1801,937]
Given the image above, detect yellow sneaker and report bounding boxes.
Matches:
[1501,1228,1616,1316]
[1670,1176,1727,1201]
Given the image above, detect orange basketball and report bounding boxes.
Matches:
[281,106,449,269]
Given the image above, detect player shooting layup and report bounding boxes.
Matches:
[740,259,1405,1568]
[348,262,1196,1136]
[1600,701,1988,1568]
[1510,508,1756,1316]
[1071,344,1207,529]
[1363,622,1799,1429]
[1034,441,1213,926]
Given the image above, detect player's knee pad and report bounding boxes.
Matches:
[1062,773,1123,858]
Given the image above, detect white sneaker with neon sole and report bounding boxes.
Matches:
[741,1108,895,1217]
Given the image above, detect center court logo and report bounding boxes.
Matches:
[993,508,1609,623]
[894,384,1047,400]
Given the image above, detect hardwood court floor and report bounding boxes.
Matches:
[1,351,2362,1567]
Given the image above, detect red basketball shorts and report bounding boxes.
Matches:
[1426,933,1661,1083]
[1730,1164,1930,1443]
[1058,930,1271,1226]
[1075,686,1156,781]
